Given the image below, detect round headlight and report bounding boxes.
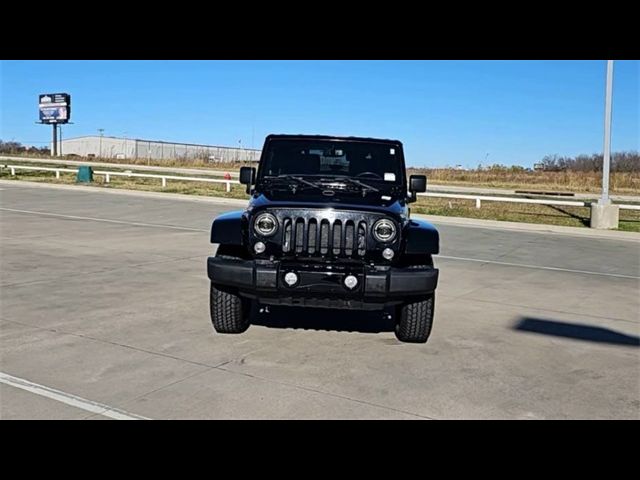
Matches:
[254,212,278,237]
[373,219,397,243]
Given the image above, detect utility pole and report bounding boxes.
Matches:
[600,60,614,205]
[591,60,619,229]
[98,128,104,158]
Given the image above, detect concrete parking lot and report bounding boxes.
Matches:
[1,181,638,419]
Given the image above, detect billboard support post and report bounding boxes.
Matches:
[51,124,58,157]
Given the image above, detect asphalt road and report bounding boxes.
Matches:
[1,182,638,419]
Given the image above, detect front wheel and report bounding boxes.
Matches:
[210,284,250,334]
[395,294,435,343]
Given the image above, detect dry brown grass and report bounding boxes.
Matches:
[8,153,639,194]
[9,152,251,171]
[88,157,251,171]
[409,168,640,194]
[56,156,638,194]
[411,197,640,232]
[80,160,640,194]
[0,169,249,200]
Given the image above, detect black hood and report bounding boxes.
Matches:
[256,182,405,203]
[248,193,408,220]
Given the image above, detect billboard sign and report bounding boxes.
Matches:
[39,93,71,124]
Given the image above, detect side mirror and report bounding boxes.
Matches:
[408,174,427,203]
[239,167,256,194]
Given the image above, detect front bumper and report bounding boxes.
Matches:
[207,256,438,308]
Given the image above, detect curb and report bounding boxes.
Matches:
[414,213,640,242]
[0,179,249,207]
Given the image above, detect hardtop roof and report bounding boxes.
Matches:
[265,134,403,146]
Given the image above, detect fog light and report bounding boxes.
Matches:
[284,271,298,287]
[382,248,394,260]
[344,274,358,289]
[254,241,266,254]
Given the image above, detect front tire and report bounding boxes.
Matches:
[210,244,251,334]
[395,294,435,343]
[210,283,250,333]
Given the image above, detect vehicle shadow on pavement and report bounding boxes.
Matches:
[513,317,640,347]
[251,306,396,334]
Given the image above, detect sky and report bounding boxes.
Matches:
[1,60,638,168]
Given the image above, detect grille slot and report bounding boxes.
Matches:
[344,222,354,256]
[357,221,367,256]
[320,220,330,255]
[282,218,292,253]
[278,214,370,258]
[308,219,317,254]
[295,219,305,253]
[332,221,342,255]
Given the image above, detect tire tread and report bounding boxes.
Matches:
[210,284,249,333]
[395,294,435,343]
[210,244,250,334]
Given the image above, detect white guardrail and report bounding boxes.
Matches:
[418,193,640,210]
[424,193,640,210]
[0,154,241,178]
[3,163,640,211]
[3,164,239,192]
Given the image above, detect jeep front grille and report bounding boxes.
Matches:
[281,217,367,257]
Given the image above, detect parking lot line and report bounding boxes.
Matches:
[438,255,640,280]
[0,372,149,420]
[0,207,206,232]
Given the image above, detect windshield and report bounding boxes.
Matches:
[258,139,404,185]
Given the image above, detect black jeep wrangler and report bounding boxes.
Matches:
[207,134,439,343]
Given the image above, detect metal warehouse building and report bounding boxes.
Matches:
[58,136,261,162]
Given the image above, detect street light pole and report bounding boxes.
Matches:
[600,60,614,205]
[98,128,105,158]
[590,60,619,229]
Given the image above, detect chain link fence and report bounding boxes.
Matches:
[57,136,261,163]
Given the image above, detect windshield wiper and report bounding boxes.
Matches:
[263,174,380,197]
[329,176,380,196]
[263,175,323,194]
